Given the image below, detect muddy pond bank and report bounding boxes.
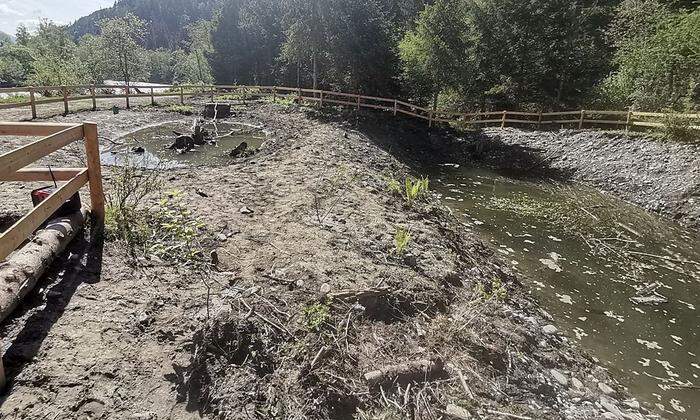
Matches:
[0,102,655,418]
[439,128,700,230]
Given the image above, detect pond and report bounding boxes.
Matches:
[101,120,266,168]
[428,165,699,419]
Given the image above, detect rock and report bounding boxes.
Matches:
[217,233,228,242]
[600,397,624,419]
[550,369,568,386]
[131,146,145,154]
[623,400,640,410]
[598,382,616,395]
[168,135,195,151]
[445,403,472,419]
[239,206,254,215]
[542,324,558,335]
[320,283,331,294]
[571,377,584,389]
[196,189,209,198]
[629,294,667,306]
[230,141,249,158]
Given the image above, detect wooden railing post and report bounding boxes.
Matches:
[501,110,507,128]
[625,110,633,133]
[62,86,69,115]
[150,87,155,106]
[297,87,302,104]
[83,122,105,222]
[320,91,324,107]
[537,111,543,129]
[125,84,131,109]
[273,86,277,102]
[90,85,97,110]
[579,110,585,129]
[356,95,360,110]
[180,86,184,105]
[29,87,37,119]
[211,86,215,102]
[393,99,398,116]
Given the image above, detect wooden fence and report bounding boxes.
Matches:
[0,122,104,389]
[1,84,699,131]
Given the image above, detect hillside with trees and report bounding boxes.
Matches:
[1,0,698,112]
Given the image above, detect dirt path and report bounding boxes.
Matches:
[1,103,653,418]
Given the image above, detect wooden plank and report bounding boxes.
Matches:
[33,97,66,105]
[29,88,37,119]
[322,98,358,107]
[359,94,394,103]
[583,119,625,125]
[632,121,664,128]
[541,111,581,117]
[471,119,505,124]
[0,167,85,182]
[0,122,79,137]
[0,87,32,93]
[83,123,105,221]
[0,125,84,179]
[0,101,32,110]
[0,170,88,262]
[361,103,392,111]
[540,119,580,124]
[506,111,540,116]
[397,108,430,120]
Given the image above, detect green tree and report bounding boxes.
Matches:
[99,13,149,108]
[76,34,109,84]
[597,1,699,110]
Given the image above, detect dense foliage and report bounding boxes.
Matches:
[0,0,698,111]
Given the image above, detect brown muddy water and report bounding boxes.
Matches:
[429,165,699,419]
[100,120,266,168]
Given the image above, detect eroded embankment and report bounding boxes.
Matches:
[0,103,652,419]
[441,128,700,229]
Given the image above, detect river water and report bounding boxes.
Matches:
[428,165,699,419]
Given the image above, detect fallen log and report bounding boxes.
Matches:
[364,358,445,388]
[0,209,87,323]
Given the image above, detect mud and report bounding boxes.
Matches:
[0,101,655,418]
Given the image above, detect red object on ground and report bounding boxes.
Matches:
[30,186,82,219]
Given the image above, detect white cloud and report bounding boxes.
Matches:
[0,4,24,16]
[0,0,113,34]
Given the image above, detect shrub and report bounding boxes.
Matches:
[394,227,411,256]
[168,104,194,115]
[661,112,700,143]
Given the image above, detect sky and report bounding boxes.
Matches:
[0,0,113,35]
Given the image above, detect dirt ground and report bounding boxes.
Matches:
[1,100,654,419]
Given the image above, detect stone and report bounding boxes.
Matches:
[571,377,584,389]
[320,283,331,294]
[217,233,228,242]
[542,324,558,335]
[600,397,624,419]
[239,206,254,215]
[623,400,640,410]
[598,382,615,395]
[550,369,568,386]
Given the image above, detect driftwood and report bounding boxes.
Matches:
[0,209,86,323]
[364,358,444,388]
[329,287,391,302]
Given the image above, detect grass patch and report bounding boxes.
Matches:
[0,95,29,105]
[303,302,331,332]
[168,104,195,115]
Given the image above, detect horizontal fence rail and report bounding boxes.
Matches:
[0,122,104,262]
[1,84,699,131]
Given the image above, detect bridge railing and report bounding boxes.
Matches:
[1,84,699,131]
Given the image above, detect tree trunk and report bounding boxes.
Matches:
[0,210,87,323]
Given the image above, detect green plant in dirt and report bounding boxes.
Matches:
[265,95,297,107]
[0,95,28,105]
[386,176,402,195]
[475,277,508,302]
[304,302,331,332]
[147,190,209,265]
[168,104,194,115]
[105,160,162,254]
[661,112,700,143]
[394,227,411,256]
[404,176,429,204]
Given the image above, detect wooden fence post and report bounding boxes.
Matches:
[125,84,131,109]
[537,111,543,129]
[62,86,69,115]
[320,91,324,107]
[180,86,184,105]
[393,99,398,116]
[273,87,277,102]
[625,110,633,133]
[211,86,215,102]
[579,110,585,129]
[150,87,155,106]
[0,356,5,391]
[500,110,507,128]
[297,87,302,104]
[90,85,97,110]
[29,87,37,119]
[83,122,105,222]
[356,95,360,110]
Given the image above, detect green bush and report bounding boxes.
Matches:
[661,112,700,143]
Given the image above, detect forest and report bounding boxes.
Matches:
[0,0,698,112]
